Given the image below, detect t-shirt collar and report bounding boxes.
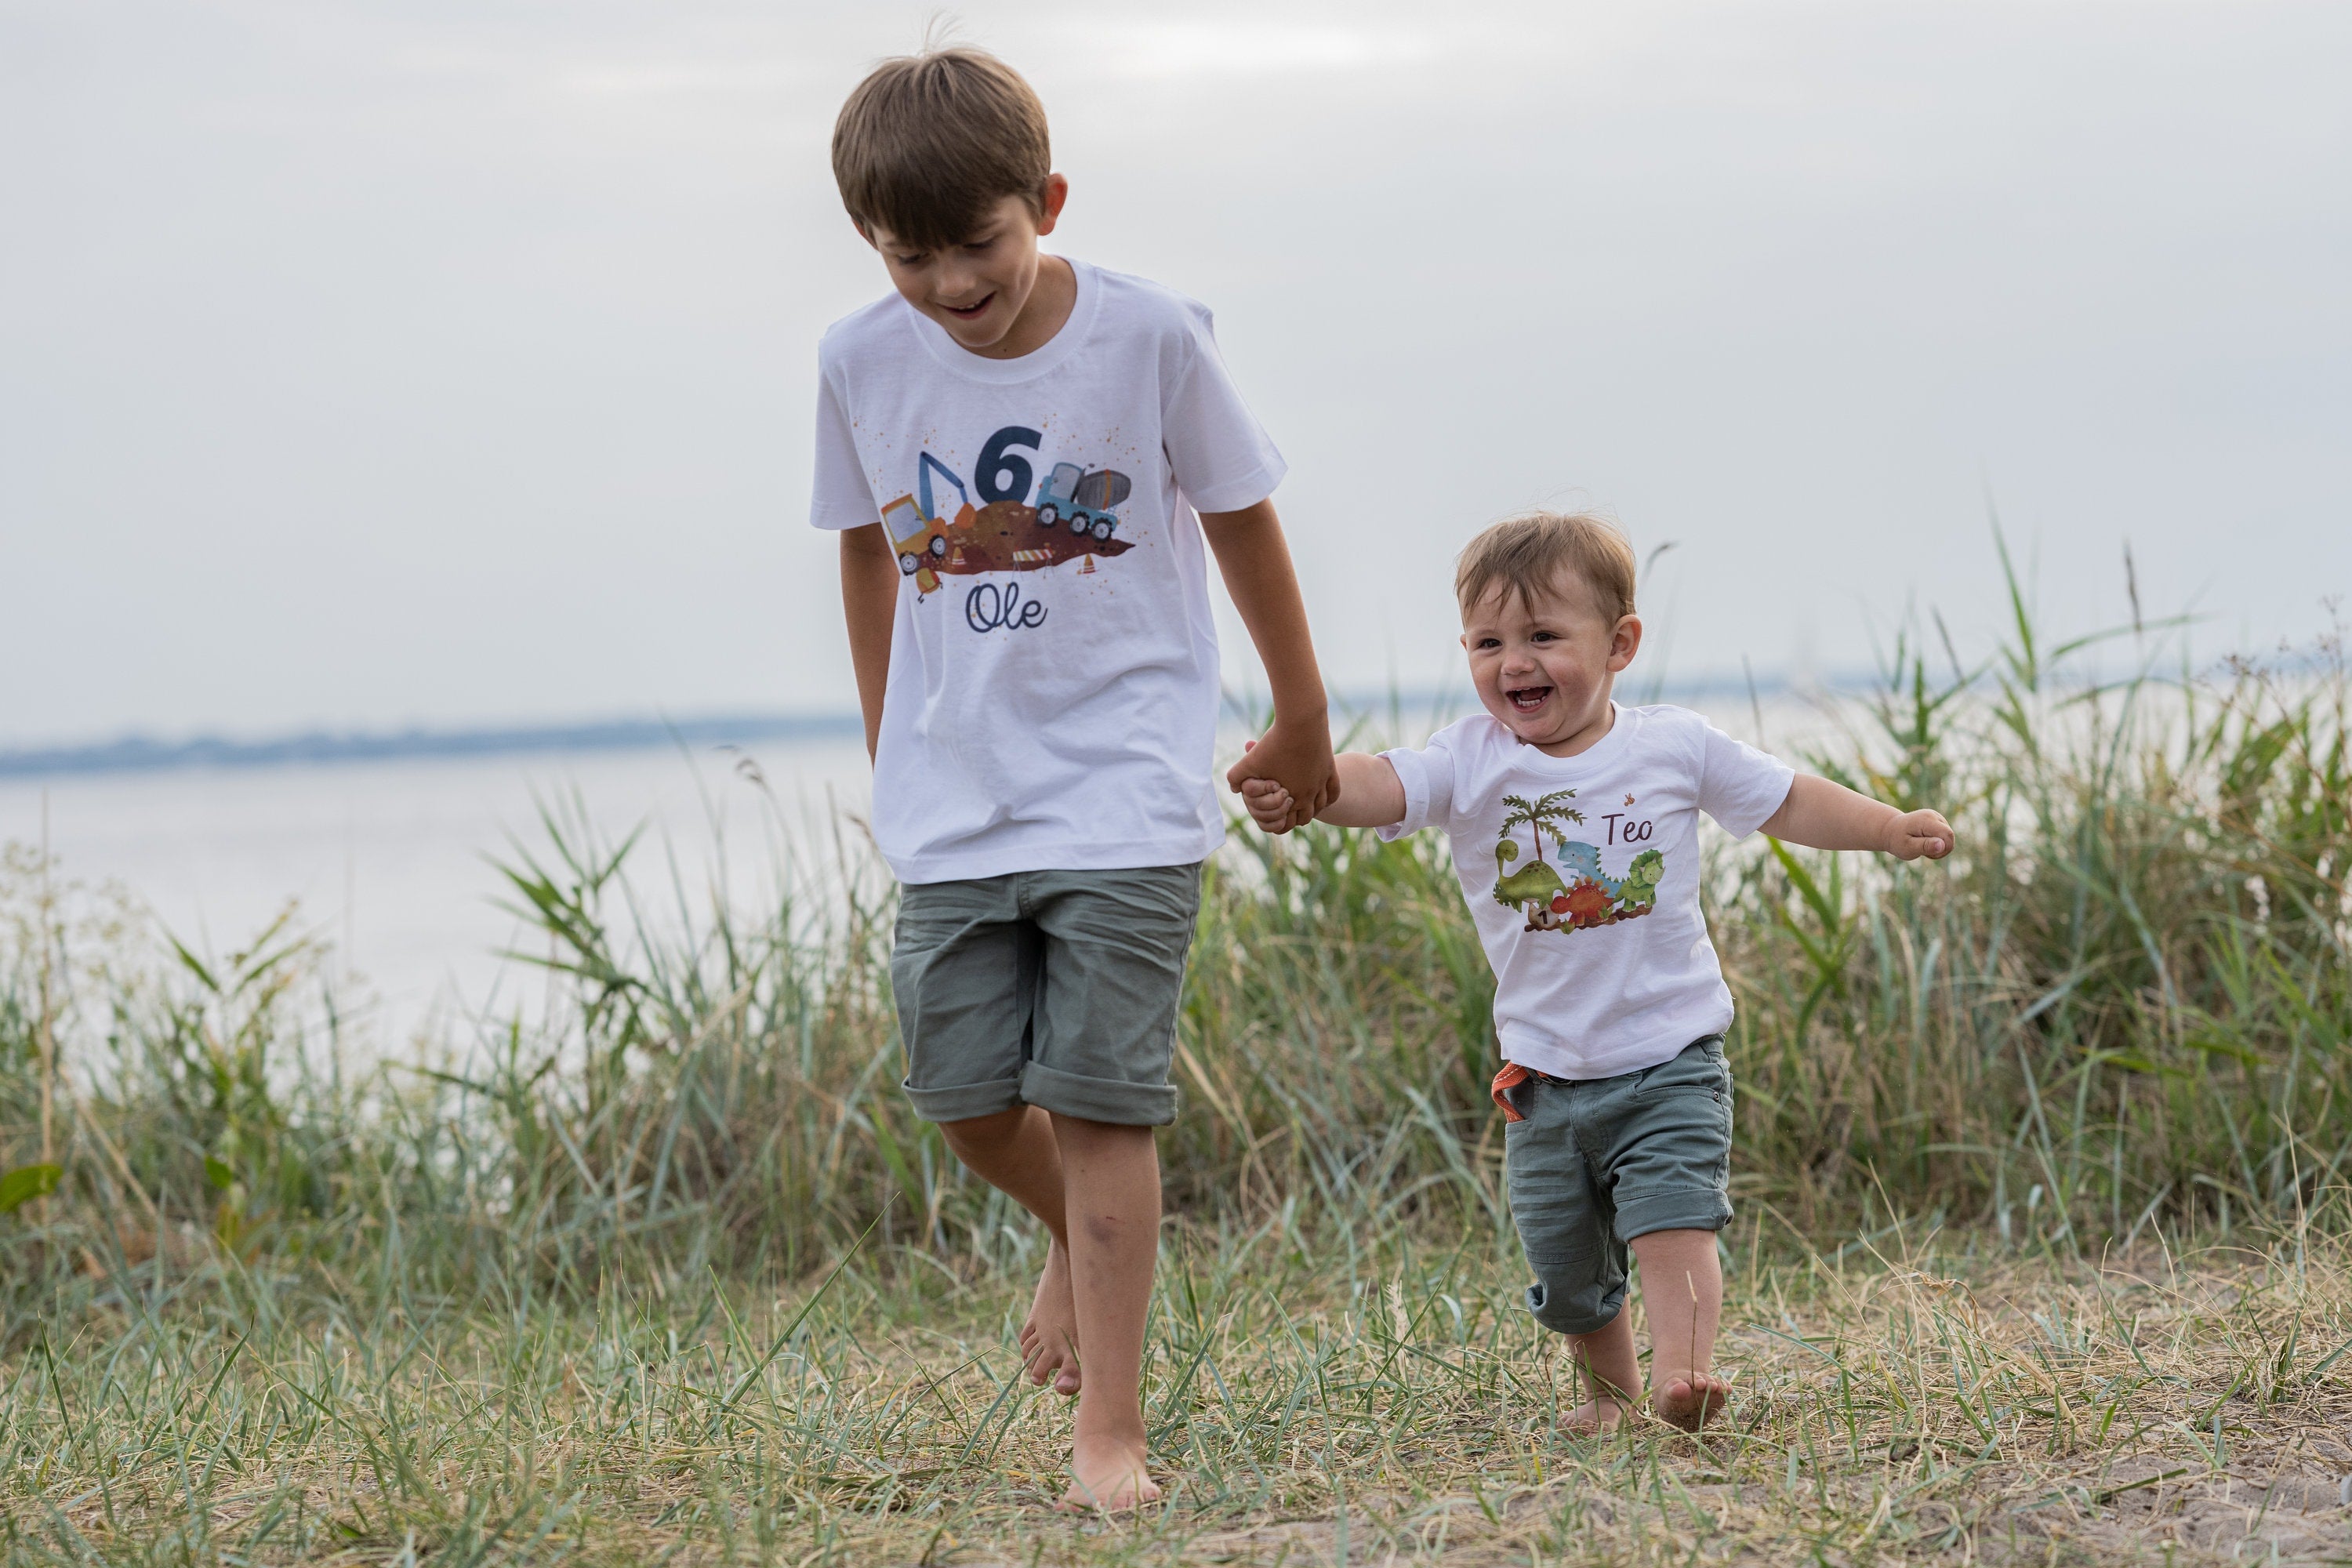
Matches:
[1504,702,1632,774]
[898,256,1099,386]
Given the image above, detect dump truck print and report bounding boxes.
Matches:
[887,450,1135,597]
[1033,463,1131,541]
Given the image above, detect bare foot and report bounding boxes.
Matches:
[1016,1241,1082,1395]
[1058,1433,1160,1512]
[1653,1372,1729,1432]
[1562,1394,1628,1436]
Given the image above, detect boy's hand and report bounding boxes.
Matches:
[1240,777,1297,834]
[1885,808,1955,861]
[1225,717,1338,831]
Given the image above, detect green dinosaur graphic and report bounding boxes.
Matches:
[1617,848,1664,910]
[1494,839,1570,919]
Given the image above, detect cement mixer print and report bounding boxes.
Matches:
[1033,463,1131,541]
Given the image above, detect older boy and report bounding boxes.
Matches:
[1244,513,1952,1432]
[811,49,1336,1507]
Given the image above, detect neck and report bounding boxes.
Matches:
[971,254,1076,360]
[1530,696,1616,758]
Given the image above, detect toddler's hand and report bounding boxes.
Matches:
[1225,717,1338,830]
[1886,808,1955,861]
[1240,776,1296,834]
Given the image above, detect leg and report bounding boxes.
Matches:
[1502,1080,1632,1435]
[938,1105,1083,1395]
[1591,1037,1736,1431]
[891,878,1081,1392]
[1555,1304,1642,1435]
[1629,1228,1726,1429]
[1019,864,1200,1509]
[1048,1113,1162,1511]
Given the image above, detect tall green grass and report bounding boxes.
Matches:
[2,573,2347,1328]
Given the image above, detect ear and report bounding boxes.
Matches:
[851,216,876,249]
[1034,172,1070,237]
[1606,614,1643,673]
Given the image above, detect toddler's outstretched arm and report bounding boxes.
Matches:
[1241,751,1405,834]
[1759,775,1955,860]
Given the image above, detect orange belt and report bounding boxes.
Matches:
[1492,1062,1537,1123]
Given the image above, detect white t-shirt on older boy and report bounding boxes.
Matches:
[808,260,1286,884]
[1379,705,1795,1081]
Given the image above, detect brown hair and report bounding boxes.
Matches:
[831,48,1051,252]
[1455,511,1639,623]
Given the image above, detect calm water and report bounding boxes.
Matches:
[0,738,877,1048]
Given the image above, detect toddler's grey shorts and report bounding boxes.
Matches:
[888,862,1202,1127]
[1501,1036,1735,1336]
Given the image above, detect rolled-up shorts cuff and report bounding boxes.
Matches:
[1018,1060,1180,1127]
[902,1073,1024,1125]
[1525,1280,1628,1338]
[1614,1187,1733,1241]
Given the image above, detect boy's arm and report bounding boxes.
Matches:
[838,523,898,762]
[1241,751,1405,832]
[1759,774,1955,861]
[1200,499,1338,828]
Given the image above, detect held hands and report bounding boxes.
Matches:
[1225,718,1339,833]
[1886,808,1957,861]
[1240,774,1296,835]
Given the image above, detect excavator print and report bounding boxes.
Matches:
[886,450,1135,597]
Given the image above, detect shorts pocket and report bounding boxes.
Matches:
[1635,1037,1730,1100]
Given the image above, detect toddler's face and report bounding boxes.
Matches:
[864,185,1065,354]
[1460,574,1641,751]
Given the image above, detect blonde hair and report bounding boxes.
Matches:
[832,47,1052,251]
[1454,511,1639,622]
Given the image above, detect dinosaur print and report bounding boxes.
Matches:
[1489,788,1664,935]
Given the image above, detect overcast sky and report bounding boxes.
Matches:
[4,1,2347,746]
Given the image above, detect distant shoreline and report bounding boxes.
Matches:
[0,713,866,781]
[0,673,1860,780]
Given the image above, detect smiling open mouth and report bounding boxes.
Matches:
[1505,685,1552,713]
[942,293,996,320]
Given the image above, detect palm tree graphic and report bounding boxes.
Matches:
[1497,789,1585,862]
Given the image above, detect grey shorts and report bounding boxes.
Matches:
[1502,1036,1735,1336]
[888,862,1203,1127]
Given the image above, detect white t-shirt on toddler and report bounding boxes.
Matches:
[808,260,1286,884]
[1378,705,1796,1081]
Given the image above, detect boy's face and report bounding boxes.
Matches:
[1461,573,1642,750]
[862,177,1069,354]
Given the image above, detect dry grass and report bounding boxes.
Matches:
[9,1219,2350,1566]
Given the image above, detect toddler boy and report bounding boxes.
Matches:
[811,49,1337,1505]
[1243,513,1951,1432]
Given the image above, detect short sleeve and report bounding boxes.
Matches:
[1375,739,1459,840]
[1697,720,1796,838]
[1160,308,1287,514]
[808,364,879,532]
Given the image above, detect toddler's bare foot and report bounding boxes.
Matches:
[1561,1394,1628,1436]
[1653,1372,1729,1431]
[1017,1241,1081,1395]
[1058,1433,1160,1512]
